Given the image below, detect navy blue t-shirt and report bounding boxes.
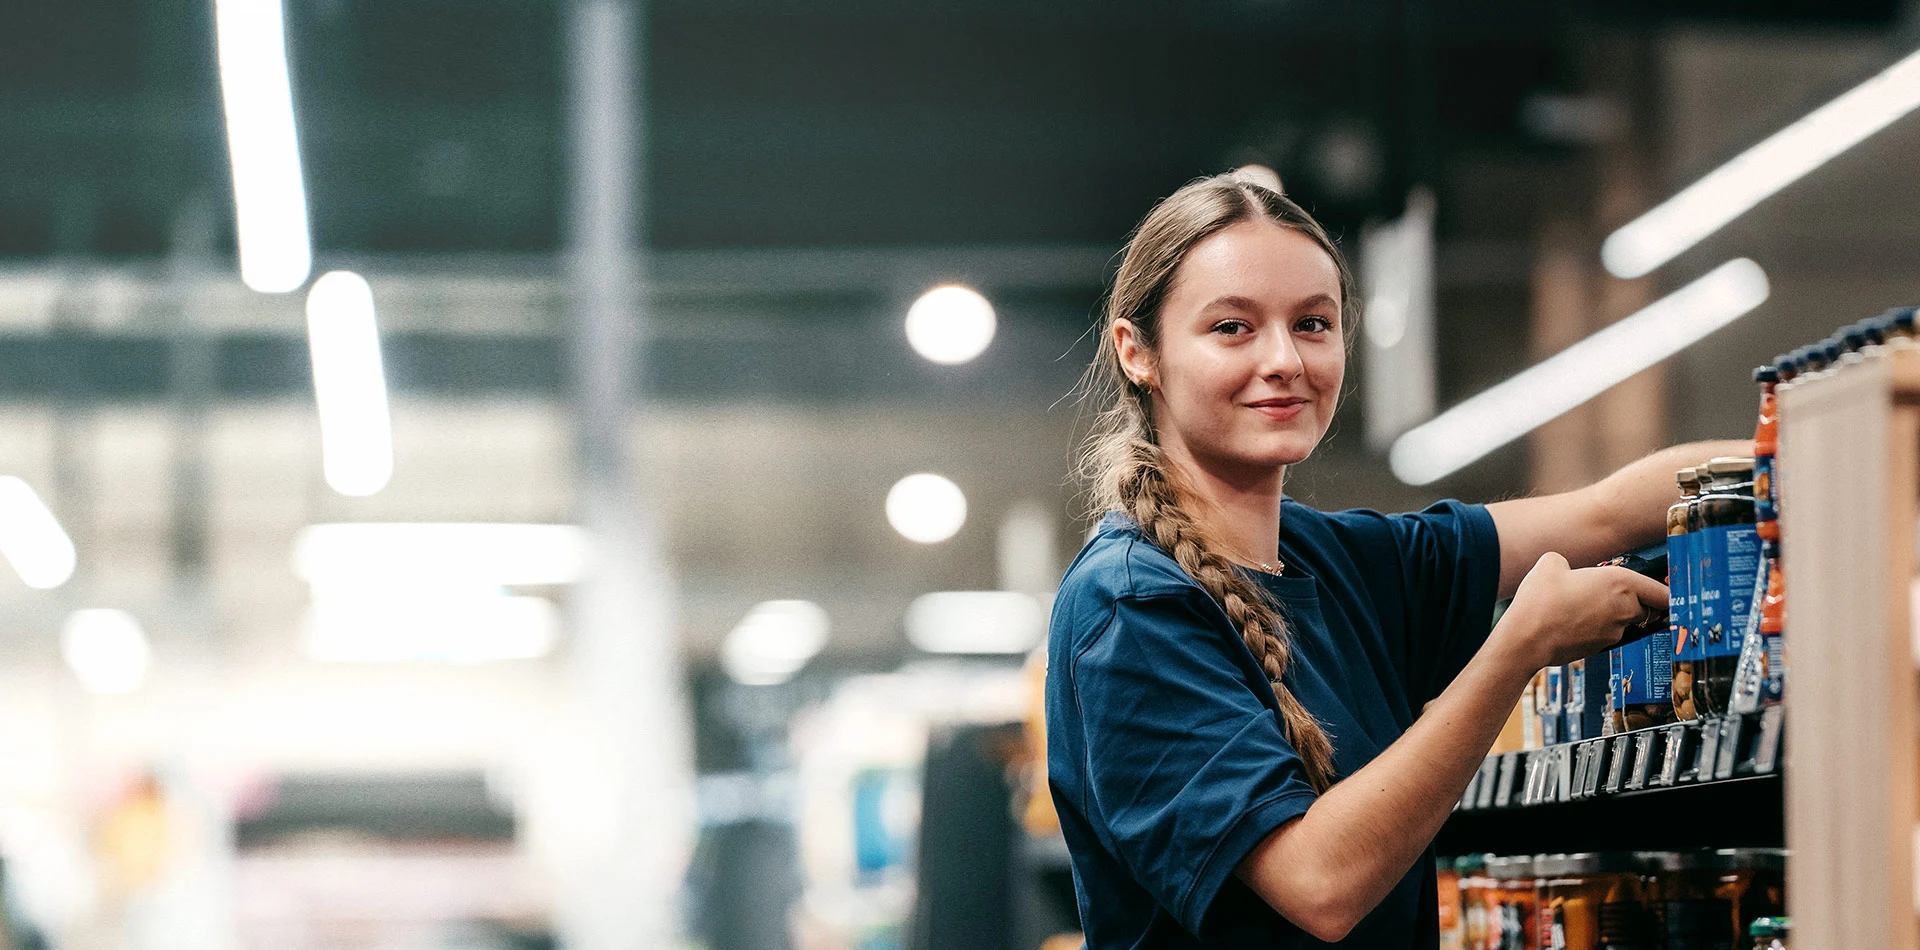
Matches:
[1045,498,1501,949]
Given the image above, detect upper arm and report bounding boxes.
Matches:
[1486,486,1620,599]
[1074,589,1318,936]
[1367,502,1504,704]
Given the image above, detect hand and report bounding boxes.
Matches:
[1496,552,1669,670]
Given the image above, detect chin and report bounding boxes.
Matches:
[1253,430,1324,466]
[1219,438,1320,472]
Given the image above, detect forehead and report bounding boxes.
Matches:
[1166,219,1341,313]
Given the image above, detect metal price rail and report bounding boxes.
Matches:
[1438,709,1784,857]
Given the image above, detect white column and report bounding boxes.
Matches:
[553,0,694,946]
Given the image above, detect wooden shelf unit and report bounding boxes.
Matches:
[1779,344,1920,950]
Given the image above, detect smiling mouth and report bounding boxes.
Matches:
[1245,399,1309,420]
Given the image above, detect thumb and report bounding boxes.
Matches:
[1531,551,1570,573]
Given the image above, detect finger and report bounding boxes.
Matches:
[1601,566,1670,611]
[1532,550,1570,572]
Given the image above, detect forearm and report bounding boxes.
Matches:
[1237,623,1540,939]
[1588,439,1751,551]
[1491,438,1751,596]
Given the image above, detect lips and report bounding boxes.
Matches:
[1245,397,1308,421]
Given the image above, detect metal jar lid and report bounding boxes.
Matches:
[1714,848,1788,872]
[1647,849,1715,872]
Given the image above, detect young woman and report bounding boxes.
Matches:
[1046,172,1746,948]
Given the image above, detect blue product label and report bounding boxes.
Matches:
[1617,628,1673,704]
[1692,525,1726,661]
[1697,525,1759,660]
[1668,531,1695,660]
[1541,666,1565,744]
[1608,649,1623,716]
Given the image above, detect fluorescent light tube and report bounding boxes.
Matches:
[306,271,393,497]
[215,0,312,293]
[722,600,830,685]
[1603,47,1920,279]
[906,590,1046,655]
[1390,258,1769,486]
[303,587,559,663]
[0,476,76,589]
[292,523,589,587]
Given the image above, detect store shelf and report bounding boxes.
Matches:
[1437,772,1781,857]
[1437,709,1784,856]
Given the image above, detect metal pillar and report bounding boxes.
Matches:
[559,0,694,945]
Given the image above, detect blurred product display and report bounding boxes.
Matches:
[1438,850,1785,950]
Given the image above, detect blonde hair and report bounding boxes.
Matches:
[1077,171,1356,791]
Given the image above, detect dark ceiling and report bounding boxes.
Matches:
[0,0,1899,262]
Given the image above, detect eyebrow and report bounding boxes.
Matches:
[1197,295,1262,314]
[1197,292,1341,316]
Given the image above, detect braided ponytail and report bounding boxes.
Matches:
[1076,172,1356,792]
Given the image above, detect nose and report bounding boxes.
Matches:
[1257,327,1305,382]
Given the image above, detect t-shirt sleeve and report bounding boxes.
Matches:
[1386,500,1502,706]
[1070,587,1319,937]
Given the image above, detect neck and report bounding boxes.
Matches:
[1159,442,1286,567]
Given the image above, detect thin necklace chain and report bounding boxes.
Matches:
[1223,544,1284,575]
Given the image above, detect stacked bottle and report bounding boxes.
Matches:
[1692,458,1761,718]
[1661,468,1700,724]
[1738,363,1785,711]
[1736,304,1920,711]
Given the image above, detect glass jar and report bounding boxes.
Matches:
[1529,852,1653,950]
[1595,852,1656,950]
[1458,855,1491,950]
[1534,854,1596,949]
[1661,468,1701,727]
[1690,458,1759,718]
[1440,855,1465,950]
[1714,849,1787,941]
[1654,850,1736,950]
[1486,855,1540,950]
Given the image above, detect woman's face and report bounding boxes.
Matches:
[1116,218,1346,480]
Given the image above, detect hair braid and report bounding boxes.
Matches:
[1075,171,1354,793]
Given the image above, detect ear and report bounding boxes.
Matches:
[1112,319,1155,390]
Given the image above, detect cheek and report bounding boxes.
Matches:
[1308,345,1346,400]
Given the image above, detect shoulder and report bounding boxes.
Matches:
[1285,497,1493,558]
[1051,514,1213,651]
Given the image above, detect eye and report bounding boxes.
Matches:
[1295,315,1335,334]
[1211,319,1253,336]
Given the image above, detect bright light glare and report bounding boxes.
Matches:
[0,477,75,589]
[292,523,589,587]
[905,285,996,364]
[306,271,393,497]
[61,609,150,694]
[303,586,558,663]
[215,0,311,292]
[886,473,967,544]
[722,600,830,685]
[1602,47,1920,279]
[906,591,1046,654]
[1390,258,1769,486]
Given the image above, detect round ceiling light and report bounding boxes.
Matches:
[886,473,967,544]
[904,285,995,365]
